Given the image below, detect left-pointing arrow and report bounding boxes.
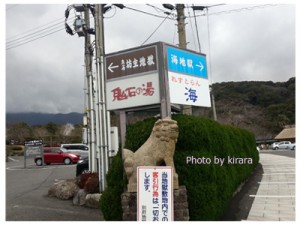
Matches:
[108,62,119,73]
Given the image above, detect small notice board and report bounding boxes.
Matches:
[137,166,173,221]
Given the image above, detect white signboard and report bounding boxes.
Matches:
[167,46,211,107]
[106,73,160,110]
[168,71,211,107]
[137,166,173,221]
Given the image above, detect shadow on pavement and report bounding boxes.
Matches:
[221,163,263,221]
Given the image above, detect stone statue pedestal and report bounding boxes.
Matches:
[121,186,189,221]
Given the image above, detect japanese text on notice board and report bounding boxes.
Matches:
[137,166,173,221]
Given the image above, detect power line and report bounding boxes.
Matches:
[125,5,176,20]
[6,28,64,50]
[7,21,65,45]
[193,4,278,17]
[187,6,197,50]
[6,13,80,50]
[6,16,68,41]
[192,5,201,52]
[6,4,279,51]
[6,5,18,11]
[140,13,172,46]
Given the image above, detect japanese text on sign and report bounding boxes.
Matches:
[119,55,155,71]
[168,71,211,107]
[111,82,155,101]
[106,46,157,79]
[170,75,201,87]
[167,46,207,78]
[106,73,160,110]
[137,167,173,221]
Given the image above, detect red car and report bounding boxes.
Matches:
[34,147,81,166]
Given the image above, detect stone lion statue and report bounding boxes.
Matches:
[123,117,179,192]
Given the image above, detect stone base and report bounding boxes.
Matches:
[121,186,189,221]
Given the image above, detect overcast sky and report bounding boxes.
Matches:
[4,1,296,114]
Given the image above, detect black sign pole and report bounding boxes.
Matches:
[24,144,26,169]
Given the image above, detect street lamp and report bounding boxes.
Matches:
[163,4,175,10]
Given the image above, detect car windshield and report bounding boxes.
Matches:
[60,148,68,153]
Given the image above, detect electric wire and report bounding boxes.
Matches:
[191,4,202,52]
[6,15,76,50]
[145,4,167,13]
[6,20,68,45]
[140,12,173,46]
[6,16,69,41]
[6,5,18,11]
[206,8,213,84]
[6,28,65,50]
[187,5,197,51]
[124,5,175,19]
[193,4,277,17]
[6,4,279,51]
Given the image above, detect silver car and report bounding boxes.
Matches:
[60,143,89,157]
[271,141,291,150]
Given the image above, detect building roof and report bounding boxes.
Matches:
[274,125,295,140]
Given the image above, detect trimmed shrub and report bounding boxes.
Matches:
[100,151,125,221]
[6,145,24,156]
[100,114,259,221]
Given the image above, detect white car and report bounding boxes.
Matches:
[60,143,89,157]
[287,143,296,150]
[271,141,291,150]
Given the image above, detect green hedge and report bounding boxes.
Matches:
[100,114,259,221]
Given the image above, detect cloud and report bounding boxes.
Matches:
[5,4,296,113]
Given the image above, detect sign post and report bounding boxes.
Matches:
[24,140,43,168]
[105,42,211,174]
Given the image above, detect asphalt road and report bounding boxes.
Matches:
[6,156,104,221]
[260,149,295,158]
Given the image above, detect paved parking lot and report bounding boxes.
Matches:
[5,151,295,221]
[6,156,104,221]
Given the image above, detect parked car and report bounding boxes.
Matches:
[76,156,89,176]
[271,141,291,150]
[34,147,81,166]
[60,143,89,157]
[287,143,296,150]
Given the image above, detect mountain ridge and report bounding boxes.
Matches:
[6,112,84,126]
[6,78,295,140]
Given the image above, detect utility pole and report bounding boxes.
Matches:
[83,6,97,172]
[94,4,110,192]
[64,4,112,190]
[176,4,187,49]
[176,4,192,115]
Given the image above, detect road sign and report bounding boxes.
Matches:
[166,45,211,107]
[106,73,160,110]
[106,46,158,80]
[167,46,207,78]
[168,71,211,107]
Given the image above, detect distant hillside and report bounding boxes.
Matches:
[194,77,295,140]
[6,78,295,140]
[6,112,83,126]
